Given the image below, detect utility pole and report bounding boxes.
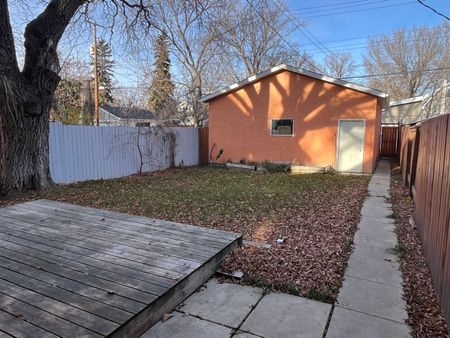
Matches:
[92,22,100,126]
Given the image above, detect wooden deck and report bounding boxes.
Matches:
[0,200,241,337]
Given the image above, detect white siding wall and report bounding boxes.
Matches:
[49,122,199,184]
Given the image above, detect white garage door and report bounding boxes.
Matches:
[337,120,365,173]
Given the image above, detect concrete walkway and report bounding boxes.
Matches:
[143,161,411,337]
[327,160,410,337]
[142,278,332,338]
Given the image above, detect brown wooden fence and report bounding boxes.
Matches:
[399,114,450,325]
[380,126,399,157]
[399,125,420,194]
[198,127,209,166]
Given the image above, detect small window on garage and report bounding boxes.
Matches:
[271,119,293,135]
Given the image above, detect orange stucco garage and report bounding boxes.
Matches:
[201,65,388,173]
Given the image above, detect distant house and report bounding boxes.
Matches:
[201,64,389,174]
[383,96,424,125]
[99,105,158,127]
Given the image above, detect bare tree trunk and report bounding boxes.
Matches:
[0,0,154,195]
[0,76,56,194]
[0,0,85,195]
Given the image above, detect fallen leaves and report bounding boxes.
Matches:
[391,169,449,337]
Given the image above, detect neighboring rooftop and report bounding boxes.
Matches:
[101,105,157,120]
[390,96,425,107]
[201,64,389,102]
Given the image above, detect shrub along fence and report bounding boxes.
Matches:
[49,122,199,184]
[399,114,450,325]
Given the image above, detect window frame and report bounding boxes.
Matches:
[270,118,294,136]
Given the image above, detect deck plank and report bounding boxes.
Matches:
[0,310,58,338]
[0,293,102,337]
[0,245,155,304]
[0,330,14,338]
[0,227,181,288]
[0,217,203,269]
[0,265,131,324]
[0,231,173,294]
[0,255,145,313]
[0,238,169,296]
[32,199,238,241]
[3,206,223,255]
[1,212,215,261]
[0,279,118,335]
[19,202,230,249]
[0,200,242,337]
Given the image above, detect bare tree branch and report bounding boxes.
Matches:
[322,53,356,79]
[0,0,19,76]
[22,0,86,80]
[363,23,450,100]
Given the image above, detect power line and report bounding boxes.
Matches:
[270,0,335,57]
[296,1,416,19]
[292,0,389,15]
[341,67,450,79]
[416,0,450,21]
[243,0,322,72]
[292,0,377,11]
[304,32,448,55]
[300,25,445,47]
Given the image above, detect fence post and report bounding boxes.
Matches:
[198,128,209,166]
[408,127,420,196]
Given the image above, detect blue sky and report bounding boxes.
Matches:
[285,0,448,68]
[8,0,449,86]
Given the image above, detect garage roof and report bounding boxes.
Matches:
[201,64,389,102]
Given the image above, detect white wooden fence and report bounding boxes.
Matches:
[49,122,199,184]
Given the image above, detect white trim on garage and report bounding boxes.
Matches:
[201,64,389,103]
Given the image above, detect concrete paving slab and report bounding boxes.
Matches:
[364,195,390,202]
[361,201,391,208]
[354,231,397,248]
[353,225,397,246]
[361,204,393,217]
[357,222,396,235]
[370,184,390,190]
[337,276,407,323]
[362,197,391,207]
[178,279,263,328]
[355,220,396,238]
[233,332,261,338]
[358,216,395,232]
[357,215,395,226]
[357,218,395,233]
[241,292,331,338]
[142,312,232,338]
[368,185,390,193]
[369,177,390,185]
[350,238,399,260]
[371,173,390,179]
[345,249,402,287]
[326,307,411,338]
[368,190,390,198]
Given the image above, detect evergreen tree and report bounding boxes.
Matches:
[91,38,115,105]
[148,33,175,120]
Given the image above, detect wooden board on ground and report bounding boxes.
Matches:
[0,200,241,338]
